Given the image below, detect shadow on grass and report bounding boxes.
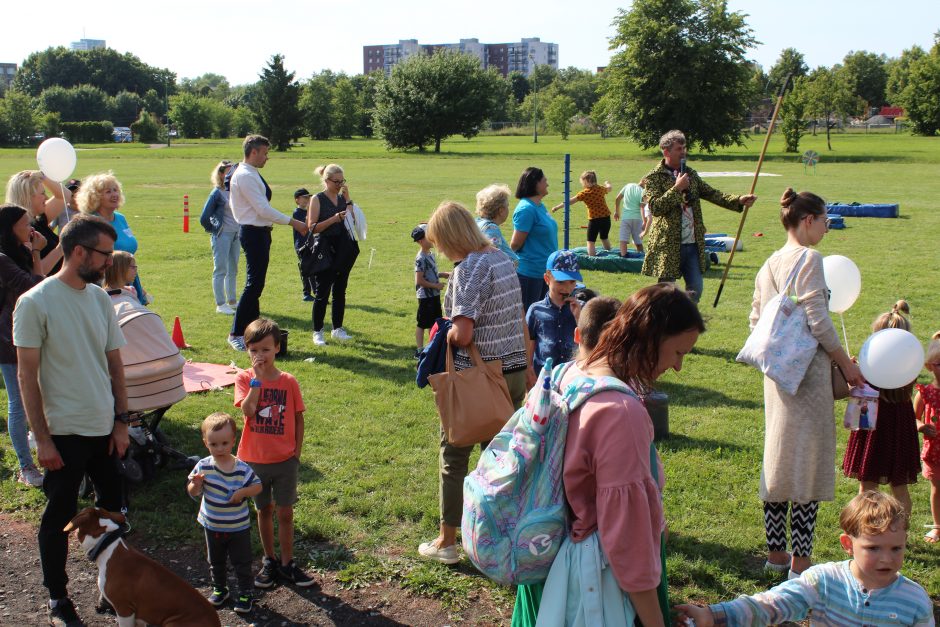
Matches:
[667,533,776,594]
[657,382,762,410]
[691,346,741,362]
[656,432,749,455]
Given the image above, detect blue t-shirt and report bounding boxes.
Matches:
[526,295,577,372]
[512,198,558,279]
[108,212,138,255]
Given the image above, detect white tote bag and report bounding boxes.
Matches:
[737,250,819,395]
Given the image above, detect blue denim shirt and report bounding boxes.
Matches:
[526,295,577,372]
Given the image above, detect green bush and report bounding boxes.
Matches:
[61,121,114,143]
[131,111,160,143]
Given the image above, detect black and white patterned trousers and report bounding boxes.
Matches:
[763,500,819,557]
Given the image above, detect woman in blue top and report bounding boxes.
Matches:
[199,160,239,314]
[510,167,558,312]
[75,171,148,304]
[474,184,517,265]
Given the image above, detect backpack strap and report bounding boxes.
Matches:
[563,375,638,411]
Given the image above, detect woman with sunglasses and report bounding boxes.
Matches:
[749,188,864,578]
[306,164,360,346]
[200,160,239,314]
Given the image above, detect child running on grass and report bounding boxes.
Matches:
[551,170,612,256]
[914,331,940,543]
[675,491,934,626]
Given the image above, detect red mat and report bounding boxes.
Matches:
[183,361,243,393]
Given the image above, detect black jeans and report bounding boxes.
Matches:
[204,528,253,594]
[39,435,122,600]
[232,225,272,337]
[312,240,359,332]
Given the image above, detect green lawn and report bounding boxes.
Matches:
[1,131,938,616]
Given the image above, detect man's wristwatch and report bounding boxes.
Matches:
[249,378,262,388]
[114,411,130,425]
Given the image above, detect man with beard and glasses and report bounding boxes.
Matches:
[14,214,129,627]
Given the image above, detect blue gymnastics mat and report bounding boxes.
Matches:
[826,203,898,218]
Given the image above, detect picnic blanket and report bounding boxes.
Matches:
[183,361,243,393]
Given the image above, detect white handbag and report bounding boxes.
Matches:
[737,250,819,395]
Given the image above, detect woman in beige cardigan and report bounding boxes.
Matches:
[749,188,864,577]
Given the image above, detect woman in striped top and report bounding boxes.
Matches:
[416,200,531,565]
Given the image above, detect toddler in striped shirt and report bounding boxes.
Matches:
[676,491,934,626]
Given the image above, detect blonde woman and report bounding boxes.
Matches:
[306,164,359,346]
[199,160,239,314]
[4,170,69,274]
[75,171,147,304]
[474,184,518,265]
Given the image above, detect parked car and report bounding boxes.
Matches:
[113,127,133,143]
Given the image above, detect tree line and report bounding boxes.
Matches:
[1,2,939,150]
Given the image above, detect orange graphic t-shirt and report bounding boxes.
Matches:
[574,186,611,219]
[234,370,305,464]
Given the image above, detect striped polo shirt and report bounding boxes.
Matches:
[189,456,260,532]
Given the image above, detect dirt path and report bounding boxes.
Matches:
[0,514,505,626]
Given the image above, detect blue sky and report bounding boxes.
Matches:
[2,0,936,85]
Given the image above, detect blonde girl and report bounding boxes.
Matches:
[551,170,613,256]
[103,251,138,297]
[914,331,940,543]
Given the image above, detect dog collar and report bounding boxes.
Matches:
[87,528,125,561]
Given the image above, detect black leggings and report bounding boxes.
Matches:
[763,500,819,557]
[312,240,359,332]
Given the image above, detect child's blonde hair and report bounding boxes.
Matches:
[201,412,237,440]
[926,331,940,367]
[840,490,909,536]
[872,300,910,332]
[103,251,135,290]
[580,170,598,186]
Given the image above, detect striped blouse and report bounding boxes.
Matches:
[710,560,933,626]
[189,456,261,532]
[443,249,527,372]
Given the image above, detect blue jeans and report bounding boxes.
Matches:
[1,363,32,468]
[678,243,703,303]
[211,229,240,305]
[231,225,271,337]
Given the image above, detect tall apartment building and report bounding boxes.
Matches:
[363,38,558,77]
[0,63,16,88]
[70,38,106,51]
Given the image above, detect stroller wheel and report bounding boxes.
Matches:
[117,457,144,484]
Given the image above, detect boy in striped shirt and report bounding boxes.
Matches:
[187,412,262,614]
[676,491,934,626]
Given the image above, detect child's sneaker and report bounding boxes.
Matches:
[254,556,278,588]
[233,594,253,614]
[277,560,316,587]
[207,587,228,607]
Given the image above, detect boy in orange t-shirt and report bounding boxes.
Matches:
[551,170,613,256]
[234,318,315,590]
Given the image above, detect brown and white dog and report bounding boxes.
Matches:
[64,507,221,627]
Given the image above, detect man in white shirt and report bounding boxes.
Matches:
[228,135,308,350]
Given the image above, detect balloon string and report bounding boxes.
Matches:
[840,313,850,354]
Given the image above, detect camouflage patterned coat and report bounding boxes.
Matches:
[641,160,744,280]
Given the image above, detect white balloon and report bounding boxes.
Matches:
[823,255,861,313]
[36,138,77,182]
[858,328,924,389]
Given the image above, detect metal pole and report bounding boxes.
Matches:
[563,154,570,250]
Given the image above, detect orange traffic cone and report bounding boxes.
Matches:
[171,316,191,349]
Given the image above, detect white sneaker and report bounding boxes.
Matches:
[216,304,235,315]
[418,540,459,564]
[312,331,327,346]
[331,327,352,341]
[18,464,43,488]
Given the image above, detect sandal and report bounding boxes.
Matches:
[924,525,940,544]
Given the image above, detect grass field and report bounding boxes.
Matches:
[1,131,938,618]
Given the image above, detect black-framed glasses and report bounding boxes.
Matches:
[82,244,114,258]
[328,178,346,185]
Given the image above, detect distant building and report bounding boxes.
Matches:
[363,37,558,77]
[71,38,106,51]
[0,63,16,87]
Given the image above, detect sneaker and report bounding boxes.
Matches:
[331,327,351,341]
[302,294,315,302]
[228,335,246,351]
[254,556,277,589]
[277,560,316,588]
[312,331,326,346]
[207,587,229,607]
[48,598,84,627]
[216,304,235,315]
[18,463,43,487]
[417,540,459,565]
[233,594,253,614]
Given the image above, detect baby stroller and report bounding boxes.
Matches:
[81,292,194,499]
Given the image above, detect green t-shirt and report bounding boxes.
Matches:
[13,278,126,437]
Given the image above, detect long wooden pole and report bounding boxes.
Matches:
[712,75,791,308]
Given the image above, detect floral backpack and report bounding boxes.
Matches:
[461,358,635,586]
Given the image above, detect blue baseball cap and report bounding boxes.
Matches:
[546,250,583,282]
